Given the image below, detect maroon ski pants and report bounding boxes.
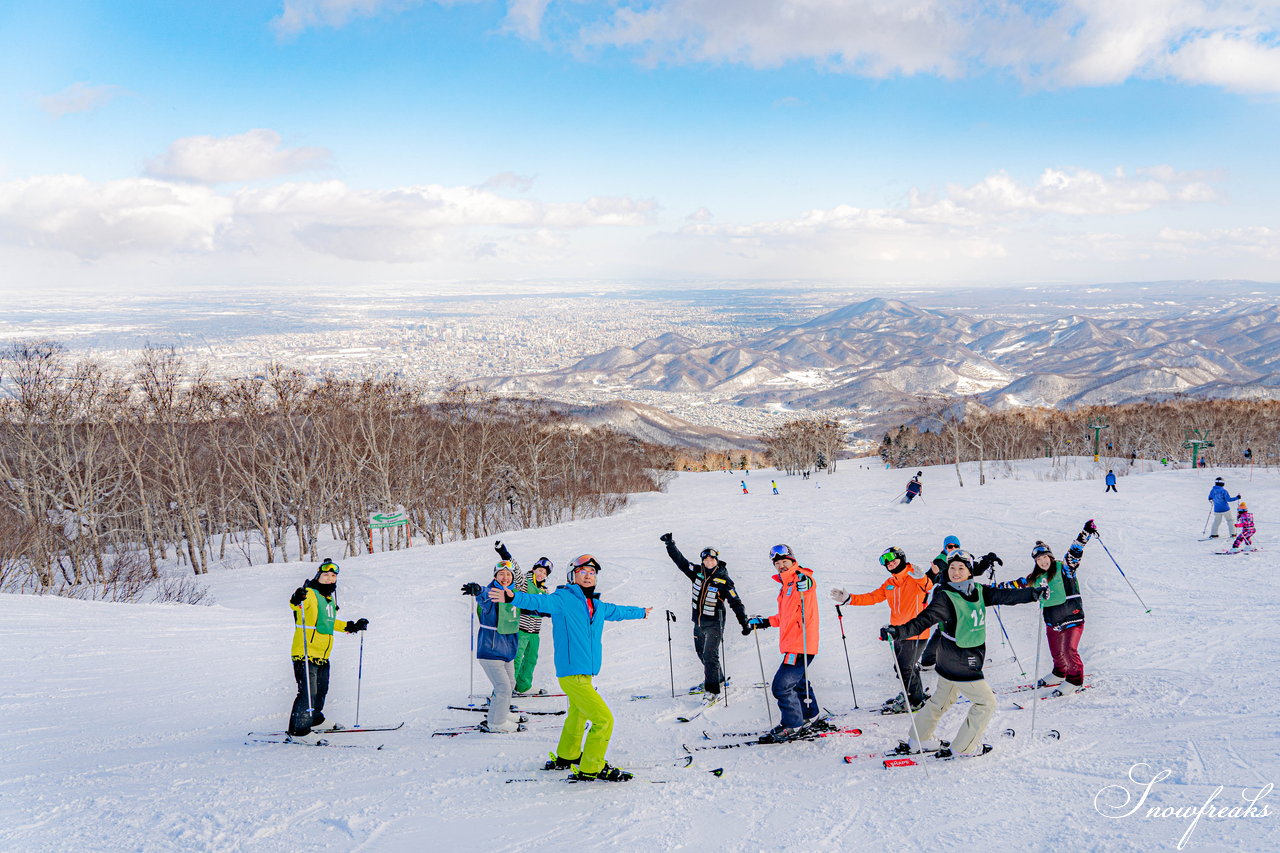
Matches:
[1047,623,1084,686]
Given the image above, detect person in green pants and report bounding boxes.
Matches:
[494,540,552,695]
[490,554,650,782]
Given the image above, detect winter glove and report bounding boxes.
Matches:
[659,532,673,544]
[494,540,503,553]
[975,552,1002,578]
[289,587,307,607]
[741,622,753,636]
[1035,586,1052,601]
[746,616,769,631]
[461,582,483,596]
[344,618,369,633]
[879,625,899,642]
[1083,519,1098,535]
[829,587,851,605]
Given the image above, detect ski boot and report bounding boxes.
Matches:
[880,695,908,715]
[542,752,577,771]
[569,762,633,782]
[758,724,806,744]
[936,744,992,760]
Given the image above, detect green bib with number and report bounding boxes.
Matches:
[1040,563,1067,608]
[943,590,987,648]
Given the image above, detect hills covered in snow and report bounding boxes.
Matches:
[4,458,1277,851]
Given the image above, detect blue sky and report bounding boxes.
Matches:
[2,0,1278,291]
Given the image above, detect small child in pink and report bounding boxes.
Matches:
[1232,501,1256,551]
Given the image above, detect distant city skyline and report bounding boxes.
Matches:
[2,1,1278,292]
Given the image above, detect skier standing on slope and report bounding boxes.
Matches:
[919,534,961,669]
[286,559,369,742]
[492,540,552,696]
[659,533,751,702]
[740,480,749,494]
[491,554,650,782]
[882,549,1046,759]
[903,472,923,504]
[1105,470,1117,493]
[1207,477,1241,538]
[744,545,823,743]
[1231,501,1256,552]
[771,480,780,495]
[995,520,1097,691]
[830,546,933,713]
[461,559,525,733]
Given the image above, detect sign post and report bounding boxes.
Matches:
[368,506,411,553]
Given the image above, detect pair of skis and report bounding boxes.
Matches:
[246,721,402,749]
[504,755,725,784]
[844,727,1061,768]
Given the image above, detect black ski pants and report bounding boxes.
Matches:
[693,620,725,694]
[289,659,331,735]
[894,637,928,705]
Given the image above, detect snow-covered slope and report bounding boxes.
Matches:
[4,460,1278,852]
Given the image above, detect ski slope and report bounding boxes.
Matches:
[3,459,1277,852]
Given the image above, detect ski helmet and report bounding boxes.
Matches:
[1031,541,1053,561]
[1214,477,1225,485]
[879,546,907,571]
[493,559,516,578]
[567,554,601,584]
[915,471,922,478]
[1238,501,1248,510]
[314,558,339,580]
[769,544,796,563]
[700,547,720,561]
[945,549,975,576]
[532,557,554,572]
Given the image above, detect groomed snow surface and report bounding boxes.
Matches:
[4,459,1278,852]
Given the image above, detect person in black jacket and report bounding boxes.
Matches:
[660,532,750,700]
[881,549,1047,758]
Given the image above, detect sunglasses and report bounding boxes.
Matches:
[944,544,959,550]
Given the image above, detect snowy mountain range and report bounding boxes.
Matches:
[476,297,1280,419]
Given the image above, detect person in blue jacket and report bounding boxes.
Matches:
[461,560,524,733]
[1104,470,1117,493]
[1208,477,1241,538]
[490,554,651,782]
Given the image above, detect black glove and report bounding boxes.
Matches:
[879,625,899,642]
[1036,586,1052,601]
[746,616,769,631]
[1083,519,1098,535]
[461,582,483,596]
[494,540,503,552]
[289,587,306,606]
[740,622,753,636]
[660,532,673,544]
[344,618,369,633]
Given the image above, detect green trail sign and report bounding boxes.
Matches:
[369,508,409,529]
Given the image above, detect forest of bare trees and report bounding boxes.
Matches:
[880,397,1278,479]
[761,417,849,475]
[0,344,671,600]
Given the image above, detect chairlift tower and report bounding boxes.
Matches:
[1086,418,1110,463]
[1182,428,1215,469]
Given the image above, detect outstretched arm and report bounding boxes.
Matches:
[661,535,699,582]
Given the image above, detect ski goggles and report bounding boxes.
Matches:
[532,557,554,571]
[769,544,795,562]
[570,554,601,573]
[879,548,904,566]
[317,560,340,574]
[700,548,720,560]
[493,560,515,575]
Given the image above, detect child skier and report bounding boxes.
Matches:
[461,559,525,733]
[745,545,823,743]
[919,534,961,669]
[830,546,932,713]
[659,533,751,701]
[493,541,552,695]
[903,472,923,503]
[1231,501,1256,552]
[491,554,650,782]
[881,549,1046,758]
[286,559,369,742]
[1207,477,1241,538]
[997,520,1097,690]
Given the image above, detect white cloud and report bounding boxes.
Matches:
[272,0,424,36]
[0,174,656,263]
[501,1,1280,93]
[39,82,129,117]
[480,171,537,192]
[145,129,332,185]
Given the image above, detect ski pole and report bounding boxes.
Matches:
[469,602,475,699]
[1030,622,1044,741]
[720,626,729,708]
[887,636,930,778]
[800,591,813,725]
[992,605,1026,677]
[1097,535,1152,613]
[753,628,773,726]
[666,610,677,698]
[887,491,907,505]
[295,590,313,736]
[834,604,859,709]
[355,631,365,728]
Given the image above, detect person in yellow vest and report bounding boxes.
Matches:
[287,559,368,741]
[880,549,1046,759]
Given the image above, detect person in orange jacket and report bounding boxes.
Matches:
[830,546,932,714]
[745,544,822,742]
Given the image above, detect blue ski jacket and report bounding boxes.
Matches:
[473,578,520,662]
[508,583,646,677]
[1208,485,1240,513]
